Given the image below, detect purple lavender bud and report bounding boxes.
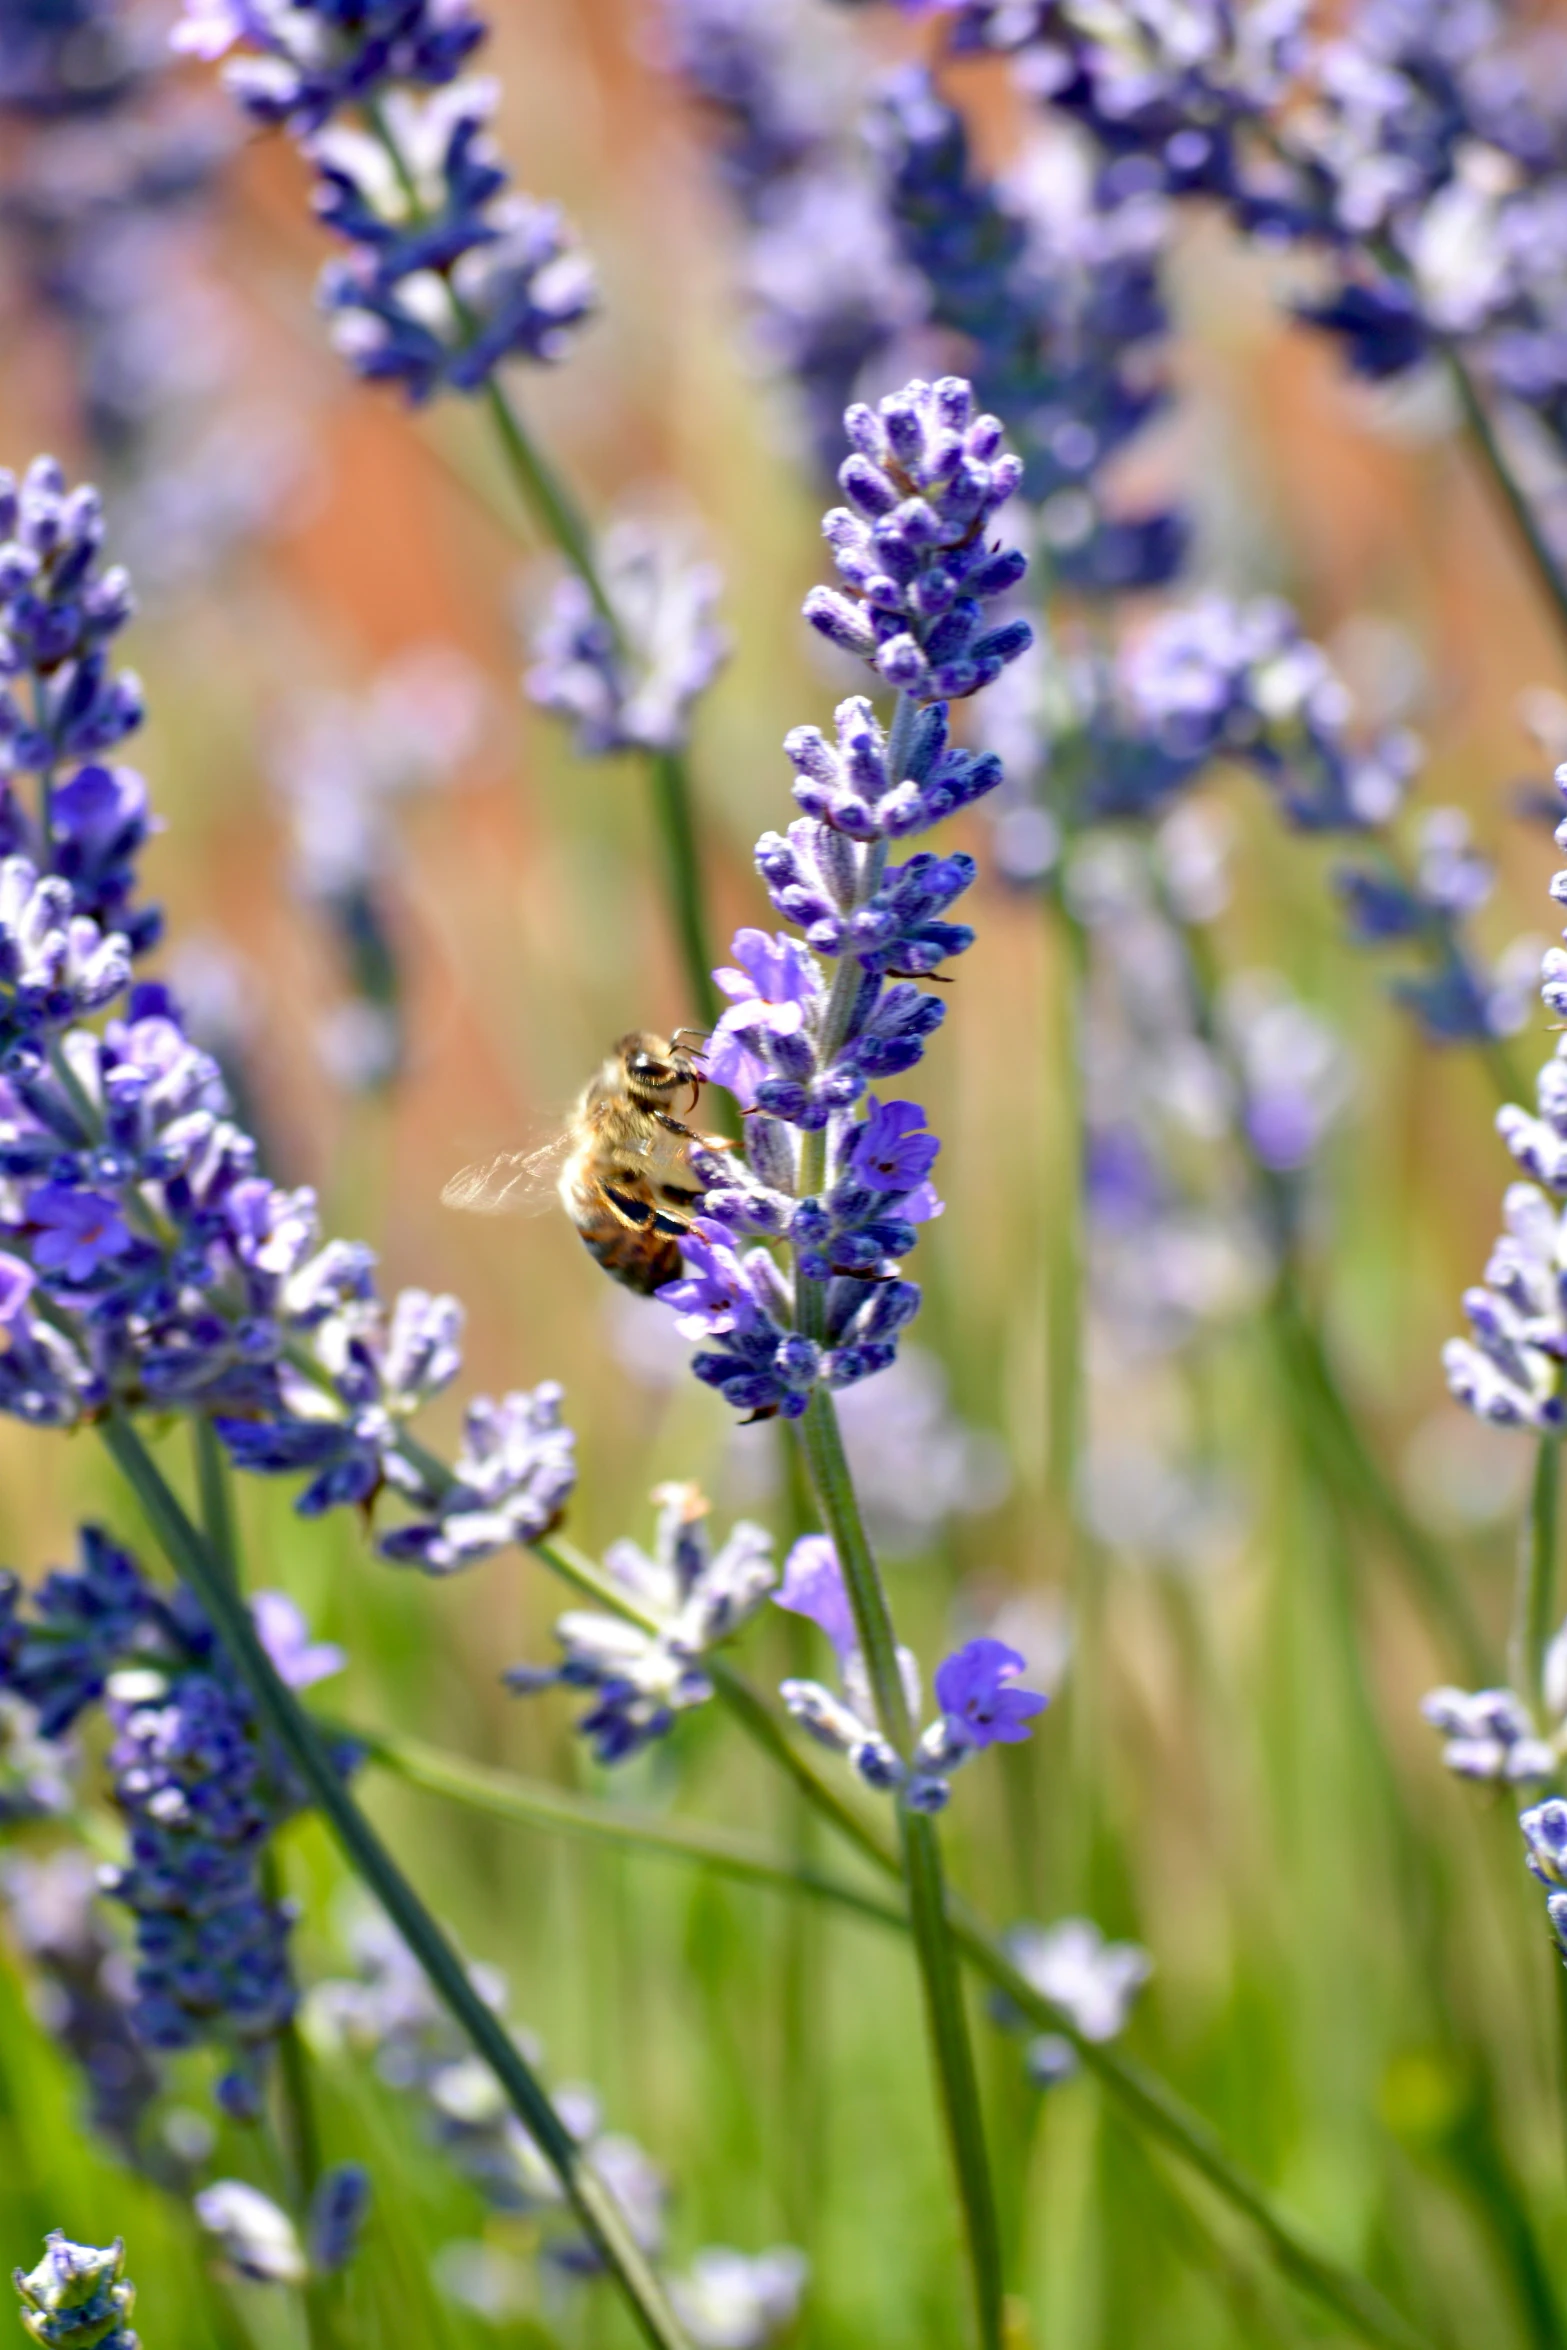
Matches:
[803,587,879,659]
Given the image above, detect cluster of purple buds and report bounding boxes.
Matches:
[0,0,142,115]
[0,964,570,1563]
[774,1537,1046,1809]
[975,0,1307,201]
[658,0,921,480]
[0,459,156,954]
[505,1484,774,1763]
[870,67,1184,596]
[1520,1798,1567,1961]
[0,1529,345,2113]
[1421,1683,1561,1785]
[943,0,1567,486]
[1444,766,1567,1429]
[653,378,1027,1419]
[990,591,1523,1046]
[13,2236,138,2350]
[1336,805,1531,1046]
[804,376,1031,702]
[525,519,730,758]
[174,0,485,134]
[178,4,595,403]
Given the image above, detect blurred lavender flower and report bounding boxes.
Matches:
[871,66,1184,593]
[0,1848,162,2164]
[661,378,1027,1417]
[0,1695,74,1822]
[942,0,1567,552]
[506,1484,774,1762]
[668,2248,809,2350]
[0,24,302,596]
[13,2235,137,2350]
[308,2165,372,2276]
[0,0,144,116]
[526,519,729,758]
[995,1916,1153,2086]
[986,593,1523,1049]
[174,0,484,130]
[273,645,485,1093]
[178,6,596,403]
[194,2182,306,2286]
[658,0,921,473]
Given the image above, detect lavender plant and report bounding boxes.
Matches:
[9,10,1567,2349]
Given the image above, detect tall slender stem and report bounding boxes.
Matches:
[796,1389,1003,2350]
[100,1414,693,2350]
[1450,358,1567,659]
[193,1416,238,1590]
[359,103,721,1031]
[649,750,722,1031]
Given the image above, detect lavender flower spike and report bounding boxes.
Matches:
[505,1484,774,1762]
[526,518,729,759]
[661,377,1027,1419]
[804,376,1031,703]
[177,11,596,403]
[774,1539,1046,1808]
[1444,764,1567,1431]
[14,2237,138,2350]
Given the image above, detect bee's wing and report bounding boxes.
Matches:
[440,1136,570,1217]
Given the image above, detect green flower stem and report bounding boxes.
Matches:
[364,1677,1439,2350]
[361,103,721,1034]
[1512,1431,1563,1713]
[192,1416,238,1592]
[649,750,722,1033]
[99,1414,695,2350]
[344,1718,903,1930]
[794,1388,1003,2350]
[1450,356,1567,658]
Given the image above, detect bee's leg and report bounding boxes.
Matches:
[654,1111,698,1139]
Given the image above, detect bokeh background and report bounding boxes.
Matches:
[5,2,1567,2345]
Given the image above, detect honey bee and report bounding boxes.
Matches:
[440,1030,727,1295]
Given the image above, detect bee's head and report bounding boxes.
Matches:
[615,1030,705,1105]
